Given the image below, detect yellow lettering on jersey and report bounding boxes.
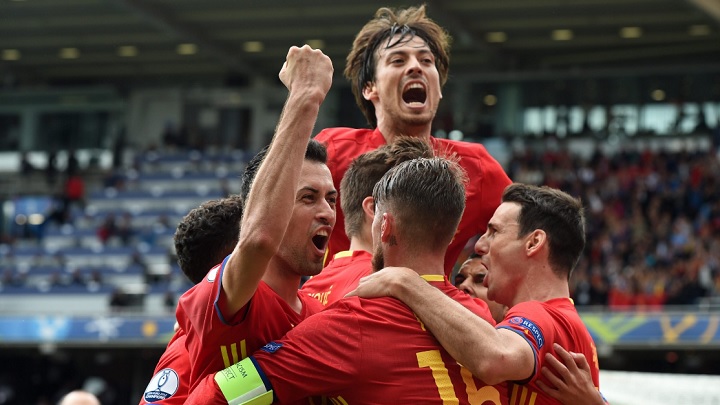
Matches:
[309,287,333,306]
[328,397,349,405]
[417,349,459,405]
[661,314,696,343]
[414,313,427,331]
[220,340,247,368]
[460,367,501,404]
[510,384,537,405]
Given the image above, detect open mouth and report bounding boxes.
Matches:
[312,230,330,251]
[402,83,427,105]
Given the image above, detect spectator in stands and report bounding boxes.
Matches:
[87,269,103,290]
[127,250,152,284]
[65,149,80,177]
[68,269,86,287]
[108,287,131,311]
[46,192,71,226]
[19,151,35,177]
[1,268,25,288]
[97,214,117,245]
[46,148,59,186]
[506,146,720,307]
[114,212,134,246]
[62,172,86,214]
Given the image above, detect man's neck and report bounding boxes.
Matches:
[348,234,372,253]
[385,252,445,277]
[376,120,432,144]
[262,263,303,314]
[509,268,570,307]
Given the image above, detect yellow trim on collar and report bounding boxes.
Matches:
[420,274,444,282]
[333,250,354,259]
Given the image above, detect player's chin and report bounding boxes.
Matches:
[303,255,324,276]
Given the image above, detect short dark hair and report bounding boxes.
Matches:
[241,139,327,203]
[174,194,244,284]
[502,183,586,279]
[373,156,466,252]
[340,136,433,237]
[345,5,451,127]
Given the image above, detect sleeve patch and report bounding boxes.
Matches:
[508,316,545,349]
[260,341,283,353]
[143,368,180,402]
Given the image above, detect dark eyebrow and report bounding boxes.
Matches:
[384,47,432,59]
[298,187,337,196]
[299,187,319,194]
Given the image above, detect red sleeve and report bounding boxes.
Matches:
[497,302,555,383]
[184,373,227,405]
[253,300,363,402]
[138,332,191,405]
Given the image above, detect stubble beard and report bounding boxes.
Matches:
[371,244,384,272]
[281,246,323,277]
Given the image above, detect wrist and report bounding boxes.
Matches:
[214,356,274,405]
[287,87,326,109]
[391,268,422,300]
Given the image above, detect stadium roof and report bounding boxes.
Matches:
[1,0,719,85]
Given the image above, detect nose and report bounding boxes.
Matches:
[474,233,489,256]
[458,280,472,295]
[406,56,423,76]
[317,198,336,226]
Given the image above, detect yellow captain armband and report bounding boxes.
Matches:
[214,356,274,405]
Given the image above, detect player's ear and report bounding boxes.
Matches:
[380,212,395,243]
[362,82,378,101]
[525,229,546,257]
[362,196,375,221]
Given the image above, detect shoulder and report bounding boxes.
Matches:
[315,127,372,143]
[433,138,500,164]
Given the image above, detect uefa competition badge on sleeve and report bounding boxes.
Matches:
[143,368,180,402]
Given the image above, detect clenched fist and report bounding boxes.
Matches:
[279,45,334,104]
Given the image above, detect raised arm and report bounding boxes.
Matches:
[348,267,534,385]
[222,45,333,316]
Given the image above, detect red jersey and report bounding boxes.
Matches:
[254,275,508,404]
[314,128,511,276]
[300,250,372,306]
[139,330,189,405]
[497,298,601,405]
[176,256,324,391]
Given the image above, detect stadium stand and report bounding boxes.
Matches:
[1,1,719,402]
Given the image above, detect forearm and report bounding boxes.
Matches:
[393,272,508,383]
[241,94,322,245]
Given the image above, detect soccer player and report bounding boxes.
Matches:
[175,45,336,390]
[300,136,433,306]
[350,183,605,404]
[315,5,511,275]
[454,253,608,405]
[139,195,243,405]
[454,252,507,323]
[185,157,506,405]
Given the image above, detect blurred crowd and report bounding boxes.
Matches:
[4,140,720,311]
[507,145,720,309]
